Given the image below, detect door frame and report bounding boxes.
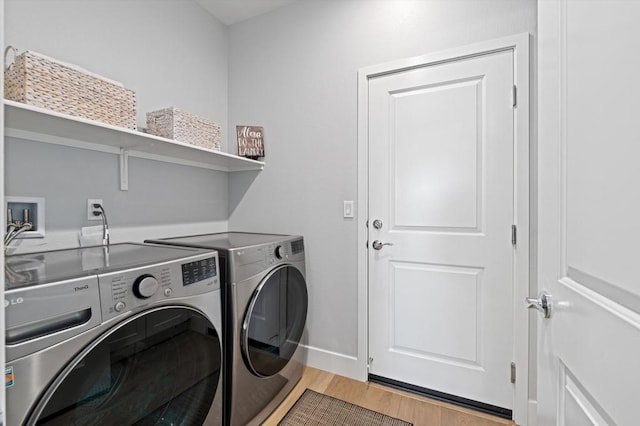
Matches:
[356,33,532,425]
[1,0,6,422]
[537,2,640,424]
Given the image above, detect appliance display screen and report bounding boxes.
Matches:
[182,257,217,286]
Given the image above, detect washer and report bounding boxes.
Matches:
[146,232,308,426]
[5,243,223,425]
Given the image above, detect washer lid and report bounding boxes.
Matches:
[5,243,212,289]
[148,232,295,251]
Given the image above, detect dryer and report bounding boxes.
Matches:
[5,243,223,425]
[146,232,308,426]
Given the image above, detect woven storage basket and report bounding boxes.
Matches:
[4,47,136,129]
[146,107,221,151]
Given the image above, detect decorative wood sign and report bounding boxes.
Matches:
[236,125,265,160]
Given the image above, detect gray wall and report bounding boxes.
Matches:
[4,0,230,248]
[3,0,538,383]
[5,139,228,228]
[5,0,228,136]
[227,0,536,365]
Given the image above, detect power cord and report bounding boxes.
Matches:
[92,203,110,246]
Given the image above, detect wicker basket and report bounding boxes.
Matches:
[146,107,221,151]
[4,47,136,129]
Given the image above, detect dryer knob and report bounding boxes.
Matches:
[133,274,159,299]
[275,245,285,259]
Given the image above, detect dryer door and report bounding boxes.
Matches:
[29,307,222,425]
[241,264,308,377]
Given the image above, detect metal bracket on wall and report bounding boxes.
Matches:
[119,148,129,191]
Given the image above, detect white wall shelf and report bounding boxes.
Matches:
[4,100,264,189]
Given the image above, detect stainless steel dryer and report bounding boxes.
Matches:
[5,243,223,425]
[146,232,308,426]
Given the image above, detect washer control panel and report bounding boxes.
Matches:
[98,252,219,321]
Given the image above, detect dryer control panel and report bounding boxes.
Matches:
[230,238,305,283]
[98,252,220,321]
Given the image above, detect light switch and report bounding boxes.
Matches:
[343,200,354,218]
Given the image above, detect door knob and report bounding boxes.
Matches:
[372,219,383,229]
[525,291,552,318]
[372,240,393,250]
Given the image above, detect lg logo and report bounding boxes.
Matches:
[4,297,24,307]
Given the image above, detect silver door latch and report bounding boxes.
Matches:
[525,291,552,318]
[372,240,393,250]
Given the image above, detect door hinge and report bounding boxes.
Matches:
[368,356,373,368]
[511,225,517,246]
[510,362,516,384]
[512,85,517,108]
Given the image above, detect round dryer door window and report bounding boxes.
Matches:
[29,307,222,425]
[241,264,308,377]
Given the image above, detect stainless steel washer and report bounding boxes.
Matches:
[146,233,308,426]
[5,243,223,425]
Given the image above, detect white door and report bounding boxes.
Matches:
[368,49,515,410]
[537,1,640,425]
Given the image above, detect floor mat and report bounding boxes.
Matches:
[278,388,413,426]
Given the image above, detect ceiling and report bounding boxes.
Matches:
[195,0,299,25]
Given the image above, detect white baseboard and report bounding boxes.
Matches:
[527,400,537,426]
[297,344,366,382]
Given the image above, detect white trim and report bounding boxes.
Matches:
[536,1,564,423]
[559,0,569,276]
[528,400,538,426]
[5,128,256,173]
[0,0,6,422]
[512,33,532,426]
[357,33,531,425]
[356,55,371,386]
[559,277,640,329]
[298,344,363,381]
[5,128,120,155]
[129,151,248,172]
[4,100,265,172]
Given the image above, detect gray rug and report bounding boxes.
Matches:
[278,389,413,426]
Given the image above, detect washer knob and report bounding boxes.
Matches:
[275,245,285,259]
[133,274,159,299]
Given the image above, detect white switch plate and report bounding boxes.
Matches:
[343,200,354,218]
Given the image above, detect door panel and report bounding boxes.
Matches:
[368,50,514,409]
[392,262,481,365]
[393,78,481,230]
[561,364,611,426]
[538,1,640,424]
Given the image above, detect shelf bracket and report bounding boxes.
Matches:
[119,148,129,191]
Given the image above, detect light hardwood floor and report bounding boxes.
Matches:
[263,367,515,426]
